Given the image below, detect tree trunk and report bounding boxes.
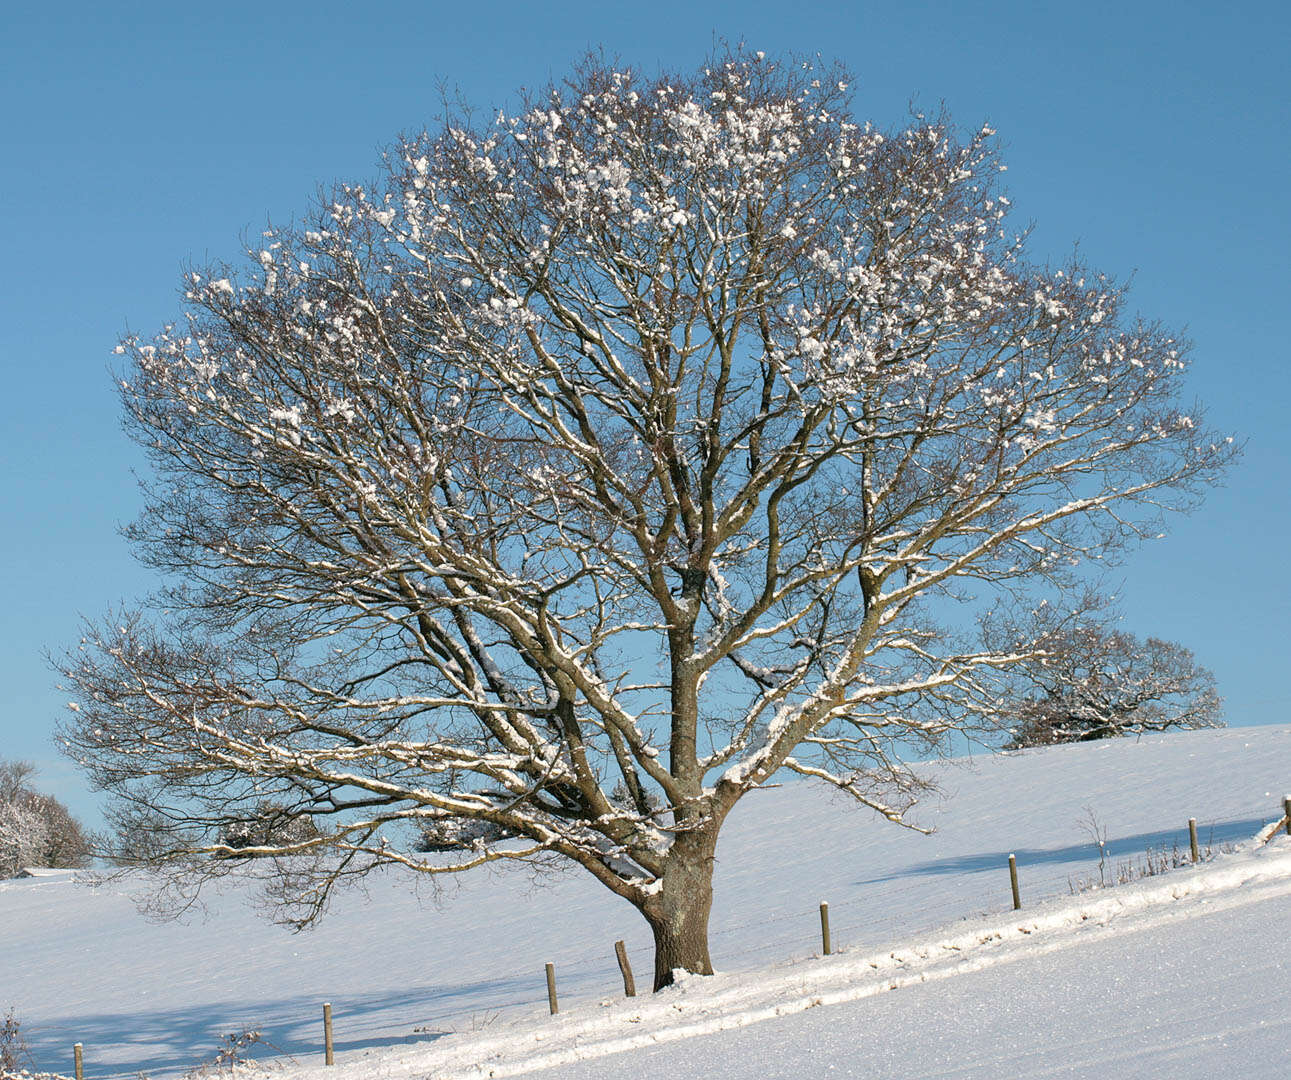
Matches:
[642,826,718,991]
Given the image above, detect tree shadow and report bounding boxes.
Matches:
[853,816,1269,885]
[23,976,535,1078]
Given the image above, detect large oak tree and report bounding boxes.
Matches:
[61,51,1232,989]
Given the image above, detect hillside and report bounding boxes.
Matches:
[4,726,1290,1078]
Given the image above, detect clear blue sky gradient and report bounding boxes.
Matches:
[2,0,1287,824]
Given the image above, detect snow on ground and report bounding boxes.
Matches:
[345,835,1291,1080]
[4,726,1291,1079]
[520,854,1291,1079]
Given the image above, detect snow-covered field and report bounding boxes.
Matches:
[5,726,1291,1079]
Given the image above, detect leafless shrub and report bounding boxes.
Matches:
[1,1010,30,1076]
[1077,806,1111,887]
[1069,835,1237,894]
[181,1028,286,1079]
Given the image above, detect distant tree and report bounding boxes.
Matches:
[216,802,321,851]
[998,624,1223,747]
[0,761,90,877]
[0,799,47,879]
[413,816,514,854]
[60,50,1233,989]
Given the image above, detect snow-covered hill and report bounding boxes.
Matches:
[5,726,1291,1079]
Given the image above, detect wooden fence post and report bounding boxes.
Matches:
[614,940,637,997]
[545,962,559,1015]
[819,901,832,955]
[1008,854,1021,910]
[323,1002,334,1065]
[1188,818,1199,863]
[73,1043,83,1080]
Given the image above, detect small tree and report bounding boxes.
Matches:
[999,624,1222,747]
[0,761,90,877]
[60,50,1233,989]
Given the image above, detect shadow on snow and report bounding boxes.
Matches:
[853,815,1269,885]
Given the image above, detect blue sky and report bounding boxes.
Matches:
[2,0,1287,825]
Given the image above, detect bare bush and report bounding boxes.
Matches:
[1,1009,30,1076]
[1069,837,1236,894]
[181,1028,281,1079]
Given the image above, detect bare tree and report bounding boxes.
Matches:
[59,50,1233,989]
[998,622,1223,747]
[0,761,90,877]
[0,800,49,880]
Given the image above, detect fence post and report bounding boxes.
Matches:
[1188,818,1199,863]
[1284,795,1291,836]
[73,1043,83,1080]
[1008,854,1021,910]
[614,940,637,997]
[323,1002,334,1065]
[819,901,832,955]
[545,962,559,1015]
